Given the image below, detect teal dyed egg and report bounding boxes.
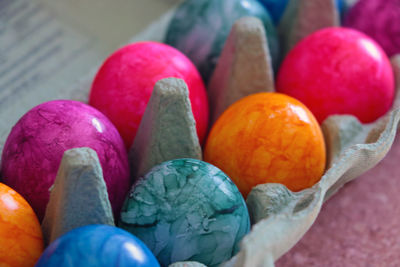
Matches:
[165,0,279,83]
[119,158,250,267]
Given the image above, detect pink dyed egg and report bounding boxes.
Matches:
[89,41,209,149]
[1,100,130,221]
[276,27,395,124]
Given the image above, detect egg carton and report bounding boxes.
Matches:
[10,0,400,266]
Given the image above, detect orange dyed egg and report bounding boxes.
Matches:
[0,182,44,266]
[204,93,326,197]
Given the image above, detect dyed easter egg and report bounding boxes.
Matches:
[336,0,346,16]
[344,0,400,57]
[0,183,44,266]
[257,0,345,24]
[165,0,279,82]
[257,0,289,24]
[89,42,209,149]
[276,27,394,124]
[119,158,250,267]
[204,93,326,197]
[1,100,129,221]
[35,225,159,267]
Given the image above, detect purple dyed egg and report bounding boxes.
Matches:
[1,100,130,221]
[344,0,400,57]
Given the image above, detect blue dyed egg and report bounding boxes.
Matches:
[35,225,160,267]
[119,159,250,267]
[258,0,345,24]
[257,0,289,24]
[165,0,279,83]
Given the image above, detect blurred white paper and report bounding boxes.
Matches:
[0,0,180,151]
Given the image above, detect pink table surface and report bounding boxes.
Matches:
[276,133,400,267]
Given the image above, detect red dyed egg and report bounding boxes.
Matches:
[89,42,209,149]
[276,27,395,124]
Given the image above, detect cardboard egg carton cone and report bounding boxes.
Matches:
[207,16,275,124]
[170,262,207,267]
[41,147,115,245]
[175,9,400,267]
[279,0,340,56]
[129,77,202,180]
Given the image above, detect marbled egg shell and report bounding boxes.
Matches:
[204,93,326,197]
[344,0,400,57]
[35,225,159,267]
[0,183,44,266]
[119,158,250,267]
[165,0,279,82]
[1,100,130,221]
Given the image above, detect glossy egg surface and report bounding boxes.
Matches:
[0,182,44,267]
[119,158,250,267]
[204,93,326,197]
[35,225,160,267]
[276,27,394,124]
[1,100,129,221]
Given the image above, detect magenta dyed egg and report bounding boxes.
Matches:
[1,100,130,221]
[276,27,395,124]
[344,0,400,57]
